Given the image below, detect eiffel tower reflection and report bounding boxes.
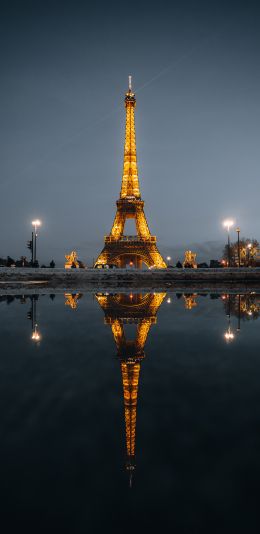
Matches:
[96,292,166,486]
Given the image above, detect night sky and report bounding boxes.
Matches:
[1,0,260,265]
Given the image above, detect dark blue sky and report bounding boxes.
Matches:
[1,0,259,264]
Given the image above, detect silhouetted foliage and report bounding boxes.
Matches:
[6,256,15,267]
[49,260,55,268]
[210,260,222,268]
[176,261,182,268]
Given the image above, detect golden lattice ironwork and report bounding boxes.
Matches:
[95,78,166,269]
[96,292,166,483]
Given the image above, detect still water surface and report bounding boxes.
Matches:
[0,291,260,533]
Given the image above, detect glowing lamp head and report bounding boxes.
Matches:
[32,219,41,228]
[223,219,234,231]
[167,256,171,261]
[167,297,171,304]
[247,243,252,249]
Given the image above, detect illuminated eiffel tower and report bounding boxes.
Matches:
[95,77,166,269]
[96,292,166,485]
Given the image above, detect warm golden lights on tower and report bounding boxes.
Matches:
[95,78,166,269]
[96,292,166,483]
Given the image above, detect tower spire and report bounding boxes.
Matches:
[120,76,140,199]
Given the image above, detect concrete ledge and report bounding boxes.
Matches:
[1,267,260,291]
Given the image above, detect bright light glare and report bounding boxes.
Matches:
[167,256,171,261]
[31,325,41,342]
[32,332,41,341]
[32,219,42,227]
[224,328,235,342]
[167,297,171,304]
[223,219,234,231]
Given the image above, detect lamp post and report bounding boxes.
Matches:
[236,227,240,268]
[32,220,41,265]
[223,220,234,267]
[247,243,252,267]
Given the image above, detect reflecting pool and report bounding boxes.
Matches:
[0,291,260,533]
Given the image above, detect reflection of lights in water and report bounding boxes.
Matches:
[224,326,235,342]
[167,297,171,304]
[31,324,41,342]
[129,293,133,299]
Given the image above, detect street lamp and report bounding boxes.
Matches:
[236,227,240,268]
[166,256,171,267]
[247,243,252,267]
[223,219,234,267]
[31,220,41,265]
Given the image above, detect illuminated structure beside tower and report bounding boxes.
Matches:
[96,292,166,485]
[95,77,166,269]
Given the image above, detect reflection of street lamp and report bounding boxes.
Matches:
[32,219,41,264]
[28,297,41,343]
[31,324,41,342]
[236,227,240,267]
[237,294,241,332]
[224,326,235,342]
[224,294,235,342]
[223,220,234,267]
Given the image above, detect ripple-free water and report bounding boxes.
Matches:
[0,292,260,533]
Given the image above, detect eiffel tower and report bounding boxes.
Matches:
[95,77,166,269]
[96,292,166,485]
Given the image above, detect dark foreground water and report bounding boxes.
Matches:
[0,291,260,533]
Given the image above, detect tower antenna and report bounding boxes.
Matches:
[128,75,132,91]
